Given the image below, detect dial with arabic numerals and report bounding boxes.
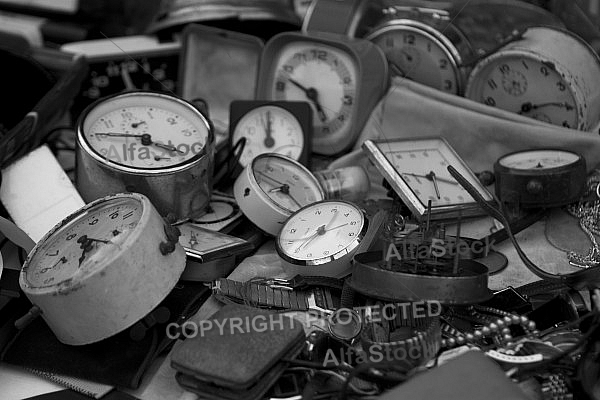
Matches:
[466,26,600,131]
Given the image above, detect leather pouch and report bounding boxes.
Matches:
[171,304,305,400]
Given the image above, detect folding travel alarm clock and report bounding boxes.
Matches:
[256,31,389,155]
[75,91,214,222]
[19,193,186,345]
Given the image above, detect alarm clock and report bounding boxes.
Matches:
[19,193,186,345]
[61,35,180,118]
[75,91,214,222]
[465,26,600,131]
[256,31,389,155]
[362,137,494,221]
[233,153,325,236]
[229,100,312,168]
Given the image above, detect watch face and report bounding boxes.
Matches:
[252,154,323,213]
[368,23,460,94]
[79,92,210,170]
[71,54,179,118]
[23,196,143,288]
[498,149,580,170]
[277,200,365,263]
[269,41,357,143]
[231,104,305,167]
[466,54,578,128]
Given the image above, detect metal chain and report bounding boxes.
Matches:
[566,175,600,268]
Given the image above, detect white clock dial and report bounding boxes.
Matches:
[367,24,460,94]
[277,200,366,262]
[81,93,209,169]
[498,149,580,170]
[270,43,357,140]
[232,105,304,167]
[467,55,578,128]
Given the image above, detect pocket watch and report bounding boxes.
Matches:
[19,193,186,345]
[61,35,180,118]
[465,26,600,131]
[276,199,368,277]
[256,31,389,155]
[76,91,214,222]
[229,100,312,168]
[362,137,493,221]
[233,153,325,236]
[363,5,475,95]
[494,149,586,208]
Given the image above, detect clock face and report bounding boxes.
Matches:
[368,24,460,94]
[277,200,365,262]
[466,54,578,129]
[71,54,179,118]
[23,196,143,288]
[252,154,323,213]
[269,42,357,144]
[79,92,210,170]
[231,104,305,167]
[498,149,580,170]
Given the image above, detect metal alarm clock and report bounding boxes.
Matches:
[76,91,214,222]
[465,26,600,131]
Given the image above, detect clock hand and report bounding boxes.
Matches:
[49,256,67,269]
[519,101,574,113]
[95,132,184,154]
[131,120,146,128]
[425,171,441,199]
[297,224,326,251]
[403,172,459,185]
[256,171,285,186]
[288,78,328,122]
[268,184,303,209]
[263,110,275,148]
[324,223,349,232]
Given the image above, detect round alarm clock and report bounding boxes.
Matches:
[19,193,186,345]
[256,31,389,155]
[465,26,600,131]
[494,149,586,208]
[364,5,475,95]
[76,91,214,222]
[233,153,324,236]
[276,199,368,277]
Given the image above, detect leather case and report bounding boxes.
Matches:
[171,304,305,400]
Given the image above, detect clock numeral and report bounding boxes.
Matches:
[109,211,119,219]
[439,59,448,70]
[88,218,99,225]
[292,174,299,180]
[323,250,330,255]
[322,126,330,134]
[283,65,294,73]
[121,111,133,119]
[293,52,307,61]
[484,96,496,106]
[522,61,529,69]
[540,66,549,76]
[66,234,77,241]
[167,117,178,125]
[106,63,120,77]
[91,75,109,88]
[46,250,59,256]
[123,211,134,220]
[276,81,286,91]
[443,80,453,90]
[343,95,353,105]
[404,34,416,45]
[103,119,114,129]
[487,79,498,90]
[343,76,352,85]
[311,49,327,61]
[427,42,432,52]
[499,64,510,74]
[290,228,297,233]
[43,277,55,285]
[344,212,350,217]
[557,81,566,91]
[348,232,355,237]
[182,128,193,137]
[315,210,322,215]
[331,208,338,213]
[350,221,357,225]
[338,114,345,122]
[307,253,312,257]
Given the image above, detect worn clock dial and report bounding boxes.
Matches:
[468,56,578,128]
[23,197,142,288]
[497,149,580,170]
[277,200,365,261]
[270,43,357,139]
[368,26,460,94]
[81,94,209,169]
[232,105,304,167]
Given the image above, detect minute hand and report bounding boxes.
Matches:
[288,78,328,122]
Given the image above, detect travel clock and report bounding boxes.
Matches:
[465,26,600,131]
[256,31,389,155]
[362,137,493,221]
[19,193,186,345]
[229,100,312,168]
[76,91,214,222]
[233,153,324,236]
[494,149,586,208]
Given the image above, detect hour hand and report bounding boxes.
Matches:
[425,171,441,199]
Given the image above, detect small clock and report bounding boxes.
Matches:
[256,31,389,155]
[362,137,493,221]
[364,5,474,95]
[189,193,243,233]
[19,193,186,345]
[61,35,180,119]
[233,153,325,236]
[494,149,586,208]
[76,91,214,222]
[465,26,600,131]
[276,199,368,278]
[229,100,312,168]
